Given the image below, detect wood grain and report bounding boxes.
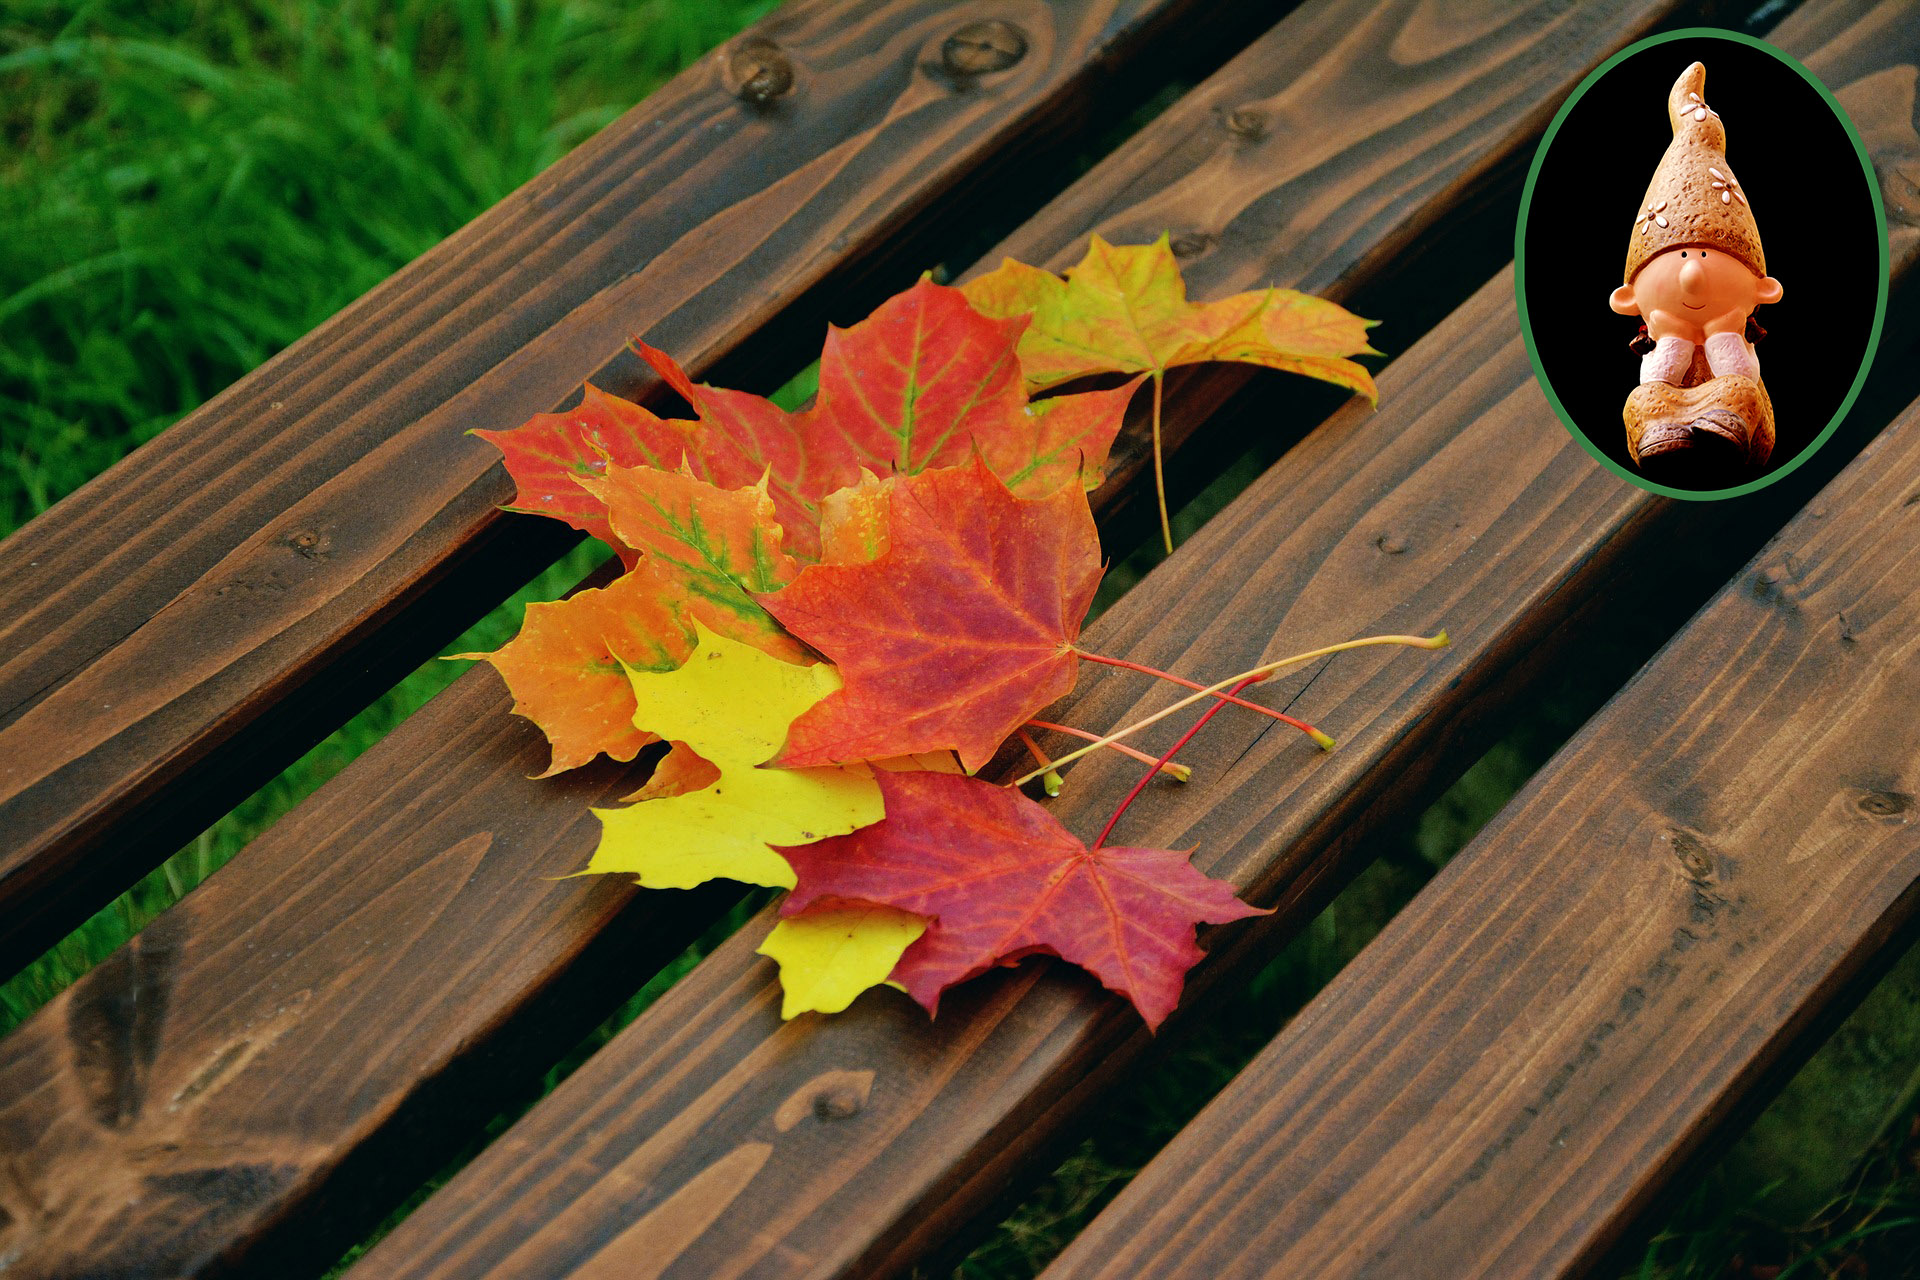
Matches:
[336,8,1920,1273]
[1040,404,1920,1280]
[0,0,1248,979]
[0,0,1739,1273]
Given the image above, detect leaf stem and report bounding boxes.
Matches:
[1016,727,1065,797]
[1028,720,1191,782]
[1008,631,1449,789]
[1092,675,1257,850]
[1151,370,1172,554]
[1077,649,1332,748]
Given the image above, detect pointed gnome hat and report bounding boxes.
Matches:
[1623,62,1765,284]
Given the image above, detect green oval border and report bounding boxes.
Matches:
[1514,27,1889,501]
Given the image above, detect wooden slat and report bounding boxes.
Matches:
[337,7,1920,1275]
[0,0,1719,1274]
[1041,398,1920,1280]
[0,0,1264,979]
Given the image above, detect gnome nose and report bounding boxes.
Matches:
[1680,257,1707,293]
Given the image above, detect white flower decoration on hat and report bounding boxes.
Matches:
[1636,199,1670,235]
[1708,166,1746,205]
[1683,90,1719,123]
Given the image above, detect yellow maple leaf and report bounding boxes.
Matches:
[585,620,882,890]
[757,905,927,1018]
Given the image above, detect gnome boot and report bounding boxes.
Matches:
[1625,380,1711,466]
[1623,374,1773,481]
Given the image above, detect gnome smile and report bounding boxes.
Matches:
[1608,61,1784,481]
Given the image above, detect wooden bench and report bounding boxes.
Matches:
[1,0,1914,1275]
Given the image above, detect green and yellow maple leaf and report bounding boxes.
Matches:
[583,464,805,664]
[962,233,1380,549]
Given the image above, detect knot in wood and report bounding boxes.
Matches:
[1858,789,1913,819]
[774,1068,873,1131]
[941,20,1028,76]
[1225,107,1268,141]
[813,1083,865,1121]
[1669,832,1714,883]
[283,528,330,561]
[1169,231,1213,260]
[728,38,793,105]
[1882,155,1920,229]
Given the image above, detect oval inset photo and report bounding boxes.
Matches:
[1517,30,1887,499]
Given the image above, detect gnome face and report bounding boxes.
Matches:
[1612,245,1781,339]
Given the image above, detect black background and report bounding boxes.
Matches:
[1522,36,1880,489]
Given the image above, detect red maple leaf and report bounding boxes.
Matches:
[632,339,837,561]
[473,386,695,566]
[805,276,1028,478]
[780,770,1266,1029]
[762,459,1102,772]
[644,278,1122,536]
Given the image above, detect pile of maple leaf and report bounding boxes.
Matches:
[463,236,1399,1030]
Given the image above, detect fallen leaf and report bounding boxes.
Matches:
[585,621,882,890]
[622,742,720,802]
[584,464,805,661]
[763,459,1102,772]
[633,339,837,561]
[781,770,1267,1029]
[805,276,1028,479]
[480,283,1132,566]
[817,471,894,563]
[961,233,1380,400]
[453,562,691,776]
[979,377,1142,498]
[757,904,928,1018]
[474,384,697,566]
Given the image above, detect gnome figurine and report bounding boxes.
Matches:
[1610,62,1783,481]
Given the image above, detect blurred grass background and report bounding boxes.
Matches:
[1,2,1916,1277]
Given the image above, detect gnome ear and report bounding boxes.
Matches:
[1755,275,1783,305]
[1609,283,1639,316]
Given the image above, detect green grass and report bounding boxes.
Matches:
[0,0,777,535]
[3,3,1918,1278]
[0,0,773,1024]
